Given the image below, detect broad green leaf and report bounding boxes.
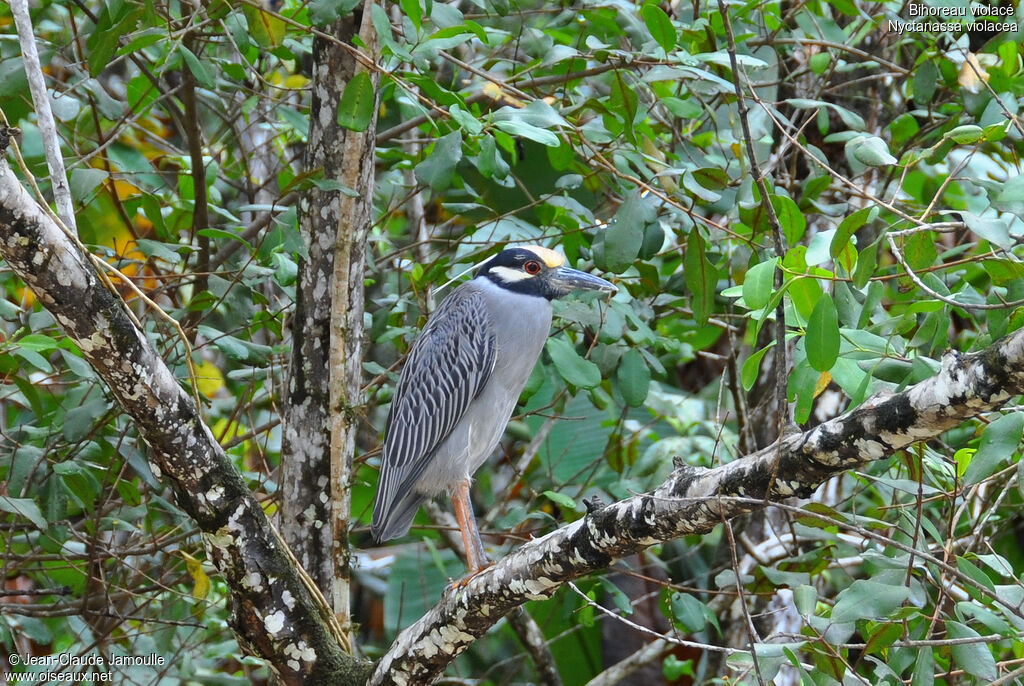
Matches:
[476,134,509,180]
[846,135,897,166]
[543,490,577,511]
[69,168,108,203]
[604,192,653,273]
[743,258,777,311]
[831,579,909,623]
[641,4,676,53]
[616,349,650,407]
[0,496,47,529]
[337,71,376,132]
[401,0,422,29]
[913,60,938,103]
[806,293,840,372]
[793,585,817,615]
[832,207,876,258]
[547,337,601,388]
[414,130,463,191]
[771,194,806,245]
[685,229,718,325]
[243,5,286,48]
[16,333,60,352]
[492,119,560,147]
[946,124,984,144]
[911,647,934,686]
[179,46,214,89]
[946,621,998,681]
[964,412,1024,485]
[741,344,772,391]
[963,212,1013,250]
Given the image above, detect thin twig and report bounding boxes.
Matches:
[10,0,76,228]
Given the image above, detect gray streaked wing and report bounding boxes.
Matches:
[372,285,496,528]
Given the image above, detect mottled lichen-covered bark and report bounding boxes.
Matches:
[0,158,371,685]
[370,331,1024,685]
[279,3,378,641]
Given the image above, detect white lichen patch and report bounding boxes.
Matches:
[283,639,316,664]
[264,610,286,635]
[282,589,295,609]
[244,571,264,591]
[205,485,225,505]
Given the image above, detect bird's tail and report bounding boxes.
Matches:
[371,491,426,543]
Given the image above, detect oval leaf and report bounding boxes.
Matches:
[547,337,601,389]
[641,4,675,53]
[616,348,650,407]
[806,293,839,372]
[337,71,376,132]
[743,258,777,311]
[964,412,1024,485]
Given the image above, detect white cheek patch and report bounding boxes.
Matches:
[490,266,533,283]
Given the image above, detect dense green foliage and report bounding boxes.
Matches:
[1,0,1023,683]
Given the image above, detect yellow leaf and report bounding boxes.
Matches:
[958,53,990,94]
[813,371,832,398]
[179,551,211,601]
[194,359,225,399]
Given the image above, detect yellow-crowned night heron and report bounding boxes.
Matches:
[371,245,617,573]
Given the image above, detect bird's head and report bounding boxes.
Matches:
[477,245,617,300]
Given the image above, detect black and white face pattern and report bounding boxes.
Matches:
[476,245,567,299]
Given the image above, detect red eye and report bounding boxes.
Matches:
[524,261,541,275]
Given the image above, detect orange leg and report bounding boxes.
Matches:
[452,477,491,575]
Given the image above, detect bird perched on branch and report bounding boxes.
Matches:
[371,245,617,574]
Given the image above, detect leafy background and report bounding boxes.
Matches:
[1,0,1023,683]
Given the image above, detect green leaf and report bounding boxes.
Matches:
[847,135,897,166]
[743,258,777,311]
[243,5,286,48]
[179,46,214,89]
[401,0,422,29]
[16,333,60,352]
[0,496,47,529]
[337,71,376,132]
[771,195,806,245]
[616,349,650,407]
[946,621,998,681]
[414,130,463,191]
[831,579,909,623]
[69,168,108,203]
[946,124,984,144]
[492,119,559,147]
[793,584,817,615]
[546,337,601,388]
[964,412,1024,485]
[684,229,718,325]
[604,192,652,273]
[832,207,876,258]
[913,60,938,103]
[911,647,934,686]
[543,490,577,511]
[806,293,840,372]
[641,4,676,53]
[741,344,772,391]
[476,135,509,180]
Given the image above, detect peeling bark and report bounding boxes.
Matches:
[370,332,1024,685]
[0,157,370,685]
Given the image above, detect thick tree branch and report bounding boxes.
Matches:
[0,154,369,685]
[371,330,1024,685]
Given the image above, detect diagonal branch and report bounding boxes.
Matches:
[0,152,369,684]
[371,328,1024,685]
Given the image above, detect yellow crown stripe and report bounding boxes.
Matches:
[523,245,564,268]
